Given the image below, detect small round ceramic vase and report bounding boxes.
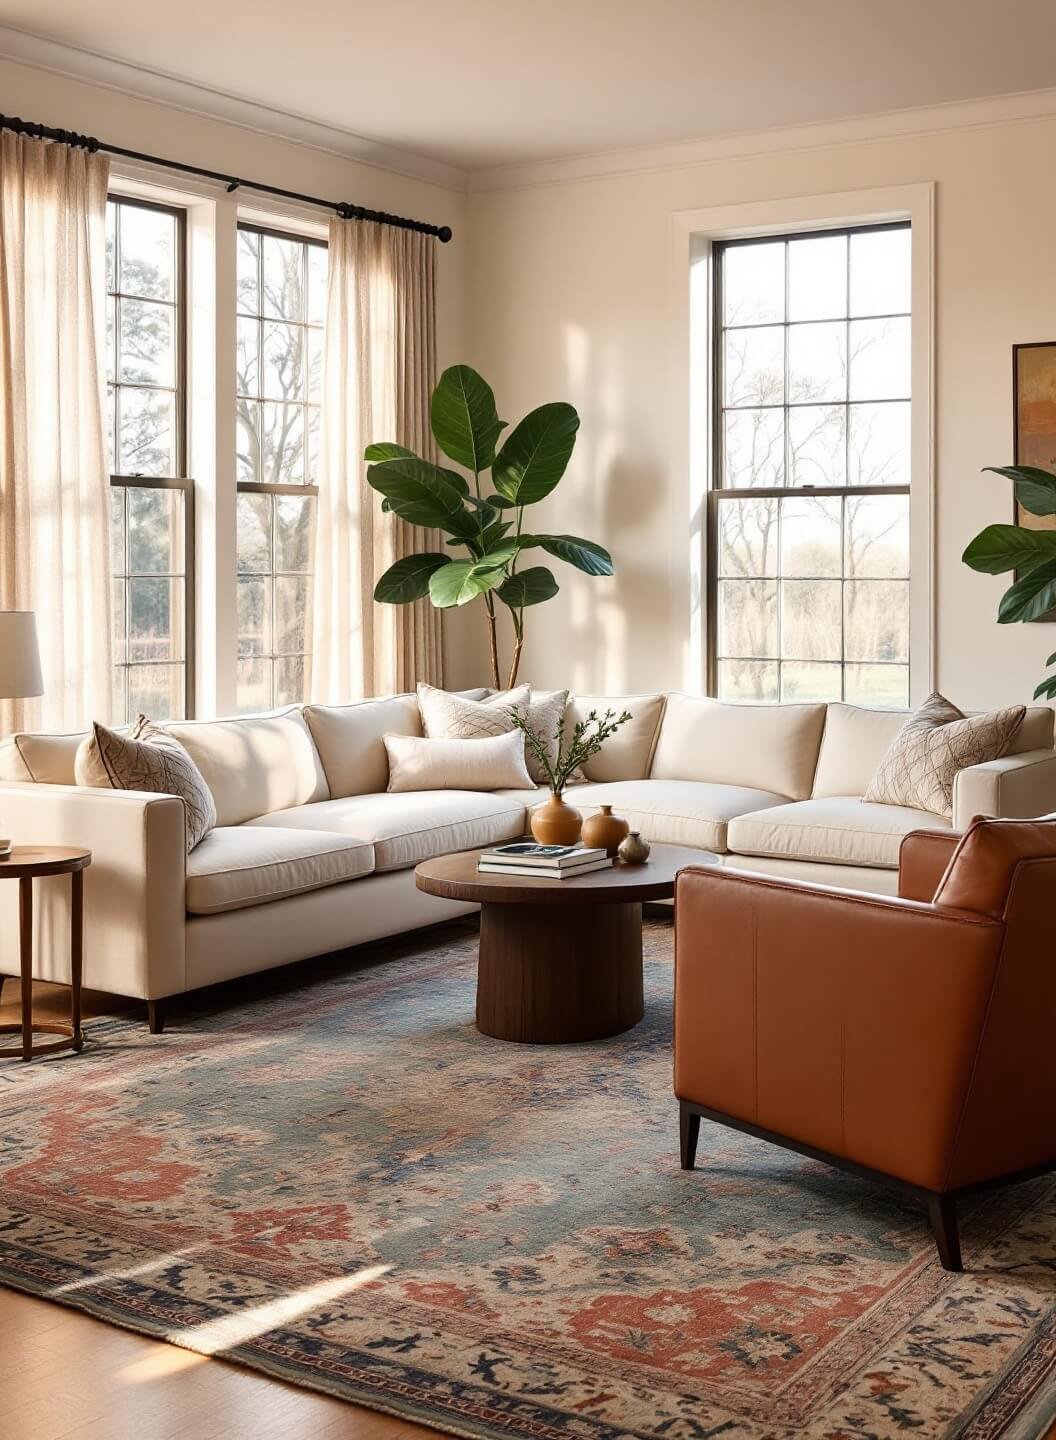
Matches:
[531,791,583,846]
[581,803,630,858]
[618,831,651,865]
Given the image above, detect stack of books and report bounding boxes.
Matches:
[477,842,612,879]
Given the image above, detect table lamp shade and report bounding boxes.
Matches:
[0,611,44,700]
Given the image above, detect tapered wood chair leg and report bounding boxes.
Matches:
[679,1104,700,1171]
[927,1193,962,1272]
[147,1000,165,1035]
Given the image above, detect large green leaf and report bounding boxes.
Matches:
[366,456,469,529]
[428,559,506,608]
[430,366,505,473]
[492,403,580,505]
[496,566,559,609]
[984,465,1056,517]
[373,553,449,603]
[962,524,1056,575]
[364,442,418,464]
[517,532,613,576]
[997,559,1056,623]
[1034,673,1056,701]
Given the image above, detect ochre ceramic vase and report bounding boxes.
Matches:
[531,791,583,846]
[618,831,651,865]
[581,803,630,858]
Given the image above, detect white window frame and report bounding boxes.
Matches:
[669,183,935,703]
[108,165,327,718]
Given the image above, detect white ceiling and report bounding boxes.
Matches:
[3,0,1056,175]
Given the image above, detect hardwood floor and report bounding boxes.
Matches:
[0,976,437,1440]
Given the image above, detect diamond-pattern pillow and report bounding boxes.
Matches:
[863,691,1025,819]
[416,684,570,784]
[75,715,217,851]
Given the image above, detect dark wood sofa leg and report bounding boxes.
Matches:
[679,1104,700,1171]
[147,1000,165,1035]
[927,1193,962,1272]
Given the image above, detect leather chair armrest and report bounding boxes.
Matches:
[953,749,1056,829]
[898,829,961,901]
[673,865,1005,1191]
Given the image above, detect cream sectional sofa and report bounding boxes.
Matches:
[1,690,1053,1025]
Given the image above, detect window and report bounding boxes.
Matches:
[710,223,911,705]
[106,196,192,721]
[235,225,327,713]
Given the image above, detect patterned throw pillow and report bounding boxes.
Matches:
[863,692,1025,819]
[75,715,217,851]
[416,684,570,784]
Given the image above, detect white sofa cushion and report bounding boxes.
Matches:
[651,693,827,800]
[385,730,534,792]
[0,731,89,783]
[566,693,666,781]
[304,694,422,799]
[246,791,526,872]
[563,778,790,853]
[727,796,951,870]
[186,826,374,915]
[165,708,329,826]
[812,704,907,798]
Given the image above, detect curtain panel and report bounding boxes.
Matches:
[310,219,442,702]
[0,131,113,733]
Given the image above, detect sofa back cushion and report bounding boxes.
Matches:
[651,694,826,800]
[813,704,909,798]
[165,708,328,825]
[0,730,92,784]
[305,694,422,798]
[565,692,666,781]
[1010,705,1055,753]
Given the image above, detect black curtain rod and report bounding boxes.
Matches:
[0,113,453,243]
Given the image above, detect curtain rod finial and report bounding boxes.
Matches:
[437,226,452,244]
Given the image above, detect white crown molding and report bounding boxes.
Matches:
[468,86,1056,193]
[0,25,468,194]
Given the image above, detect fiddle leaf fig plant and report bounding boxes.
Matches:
[367,365,614,688]
[962,464,1056,699]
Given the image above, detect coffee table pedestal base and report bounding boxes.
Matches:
[477,899,644,1044]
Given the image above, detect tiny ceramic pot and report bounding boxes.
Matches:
[581,803,630,858]
[618,831,651,865]
[531,791,583,846]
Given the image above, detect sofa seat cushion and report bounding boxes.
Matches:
[245,791,526,872]
[727,796,951,870]
[186,826,374,915]
[562,779,790,853]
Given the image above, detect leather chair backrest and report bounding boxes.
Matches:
[934,814,1056,919]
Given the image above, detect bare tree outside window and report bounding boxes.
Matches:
[235,225,326,713]
[106,197,191,722]
[710,224,911,705]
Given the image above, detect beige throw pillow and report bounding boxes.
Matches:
[416,684,569,784]
[863,692,1026,818]
[384,730,534,793]
[75,715,217,851]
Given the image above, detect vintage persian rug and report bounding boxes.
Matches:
[0,918,1053,1439]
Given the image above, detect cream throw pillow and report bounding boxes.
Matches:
[75,715,217,851]
[416,684,570,784]
[863,692,1025,818]
[384,730,534,793]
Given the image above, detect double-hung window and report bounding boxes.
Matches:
[106,196,192,721]
[711,223,911,705]
[235,224,327,713]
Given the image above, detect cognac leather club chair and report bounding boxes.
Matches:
[673,816,1056,1271]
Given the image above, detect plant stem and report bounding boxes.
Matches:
[507,611,524,689]
[483,594,501,688]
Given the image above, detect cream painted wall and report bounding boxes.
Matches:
[456,116,1056,709]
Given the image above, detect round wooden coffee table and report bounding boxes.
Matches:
[415,844,711,1044]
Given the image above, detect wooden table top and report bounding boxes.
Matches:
[415,843,715,906]
[0,846,91,878]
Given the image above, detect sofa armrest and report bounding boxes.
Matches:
[0,783,186,1001]
[673,865,1005,1191]
[953,748,1056,829]
[898,829,960,902]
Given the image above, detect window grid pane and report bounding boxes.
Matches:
[712,224,911,708]
[236,225,326,714]
[107,195,189,722]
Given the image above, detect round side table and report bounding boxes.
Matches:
[0,846,91,1061]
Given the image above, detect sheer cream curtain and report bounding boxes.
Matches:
[0,131,113,733]
[310,219,442,701]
